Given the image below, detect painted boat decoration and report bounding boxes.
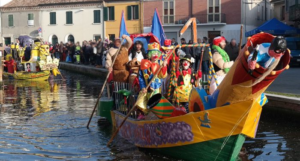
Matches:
[3,37,60,81]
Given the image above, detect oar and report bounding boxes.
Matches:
[86,39,125,128]
[197,44,205,87]
[107,47,174,146]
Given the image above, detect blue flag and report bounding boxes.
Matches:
[119,11,129,39]
[151,9,166,46]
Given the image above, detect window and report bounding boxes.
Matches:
[94,10,101,23]
[52,35,58,45]
[127,5,139,20]
[104,7,115,21]
[8,15,13,27]
[281,6,285,20]
[208,0,220,22]
[67,35,74,43]
[94,35,101,41]
[66,11,73,24]
[28,13,34,20]
[163,0,174,24]
[50,12,56,25]
[4,37,11,46]
[109,34,115,41]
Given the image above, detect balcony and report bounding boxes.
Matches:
[28,20,34,26]
[289,4,300,21]
[144,14,226,27]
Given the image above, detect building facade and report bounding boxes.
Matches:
[1,0,103,45]
[104,0,143,40]
[40,1,103,44]
[143,0,272,44]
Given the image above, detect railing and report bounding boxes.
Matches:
[289,4,300,21]
[113,82,138,119]
[144,14,226,27]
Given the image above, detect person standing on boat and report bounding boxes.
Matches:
[105,35,132,82]
[209,36,234,94]
[136,42,168,115]
[174,54,202,112]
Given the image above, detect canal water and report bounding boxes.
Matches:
[0,70,299,160]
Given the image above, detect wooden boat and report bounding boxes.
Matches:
[2,38,60,81]
[101,32,291,161]
[3,70,50,81]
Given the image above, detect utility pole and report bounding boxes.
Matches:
[265,0,267,21]
[0,46,3,83]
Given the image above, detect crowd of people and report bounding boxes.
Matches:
[49,38,115,67]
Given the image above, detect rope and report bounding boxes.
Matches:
[213,104,252,161]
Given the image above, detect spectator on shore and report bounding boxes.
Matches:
[202,37,210,75]
[81,41,87,64]
[68,42,76,63]
[180,38,190,55]
[188,40,194,58]
[96,38,103,67]
[193,38,202,71]
[84,42,93,65]
[171,38,178,46]
[75,42,81,64]
[225,39,239,61]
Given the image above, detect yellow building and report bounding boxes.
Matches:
[103,0,143,40]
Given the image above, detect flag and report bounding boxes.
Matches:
[151,9,166,46]
[119,11,129,39]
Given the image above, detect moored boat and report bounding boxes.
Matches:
[3,37,60,81]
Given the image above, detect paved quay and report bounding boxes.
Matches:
[59,62,107,77]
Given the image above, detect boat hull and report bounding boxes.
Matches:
[146,134,245,161]
[111,100,262,160]
[3,71,50,81]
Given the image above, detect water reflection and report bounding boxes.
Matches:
[244,107,300,160]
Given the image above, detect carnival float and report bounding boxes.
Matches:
[3,36,60,80]
[90,10,290,161]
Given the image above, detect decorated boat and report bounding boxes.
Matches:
[94,10,290,160]
[3,37,60,81]
[99,31,291,161]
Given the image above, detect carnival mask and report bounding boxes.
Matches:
[183,60,190,70]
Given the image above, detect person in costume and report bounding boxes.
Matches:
[210,36,234,94]
[247,36,287,86]
[136,42,167,117]
[105,35,132,82]
[174,54,202,112]
[161,39,176,96]
[127,41,147,87]
[128,41,147,62]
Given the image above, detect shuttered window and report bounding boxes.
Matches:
[8,15,13,27]
[127,5,139,20]
[66,11,73,24]
[50,12,56,25]
[94,10,101,23]
[103,7,115,21]
[28,13,34,20]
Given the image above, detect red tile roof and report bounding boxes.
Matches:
[3,0,102,8]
